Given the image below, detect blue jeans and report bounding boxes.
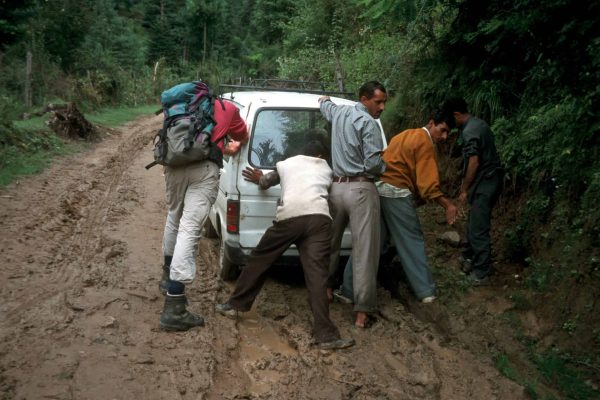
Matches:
[341,195,436,300]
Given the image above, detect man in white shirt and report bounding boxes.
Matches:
[216,140,355,350]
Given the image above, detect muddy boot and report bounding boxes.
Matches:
[159,294,205,331]
[158,256,173,295]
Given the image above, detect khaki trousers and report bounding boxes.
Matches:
[162,161,219,283]
[328,181,380,313]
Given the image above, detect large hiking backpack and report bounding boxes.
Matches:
[145,81,223,170]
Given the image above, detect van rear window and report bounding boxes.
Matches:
[249,109,330,168]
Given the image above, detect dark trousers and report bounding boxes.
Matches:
[228,214,341,343]
[463,173,502,278]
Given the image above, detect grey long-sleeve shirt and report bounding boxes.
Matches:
[320,100,385,179]
[460,116,502,180]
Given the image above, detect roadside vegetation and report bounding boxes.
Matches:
[1,103,157,187]
[1,0,598,397]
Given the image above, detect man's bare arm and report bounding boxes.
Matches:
[242,167,280,190]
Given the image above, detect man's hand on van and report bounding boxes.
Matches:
[224,140,242,155]
[242,167,263,185]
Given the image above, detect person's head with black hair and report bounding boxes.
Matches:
[358,81,387,120]
[442,97,470,128]
[301,139,329,159]
[430,108,456,130]
[425,108,455,144]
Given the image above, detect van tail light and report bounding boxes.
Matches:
[226,200,240,233]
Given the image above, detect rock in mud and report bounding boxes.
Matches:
[438,231,461,247]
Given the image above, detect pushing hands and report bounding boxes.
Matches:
[224,140,242,155]
[242,166,263,184]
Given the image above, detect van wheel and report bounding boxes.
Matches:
[204,218,218,239]
[218,235,238,281]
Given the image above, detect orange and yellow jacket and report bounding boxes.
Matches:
[380,128,443,201]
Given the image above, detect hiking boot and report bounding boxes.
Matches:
[160,294,205,331]
[467,271,490,287]
[159,265,170,295]
[460,256,473,273]
[215,302,238,319]
[317,338,355,350]
[333,289,353,304]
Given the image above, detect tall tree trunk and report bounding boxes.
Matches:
[203,22,207,65]
[334,51,345,93]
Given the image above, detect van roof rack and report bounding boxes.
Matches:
[219,79,355,98]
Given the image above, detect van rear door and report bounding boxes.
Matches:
[236,106,342,250]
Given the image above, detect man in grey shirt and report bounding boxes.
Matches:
[443,97,503,286]
[319,81,387,328]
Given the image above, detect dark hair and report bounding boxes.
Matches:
[302,140,328,158]
[430,108,456,130]
[358,81,386,99]
[442,97,469,114]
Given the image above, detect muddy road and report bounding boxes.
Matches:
[0,115,526,399]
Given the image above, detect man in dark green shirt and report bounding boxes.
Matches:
[443,97,503,285]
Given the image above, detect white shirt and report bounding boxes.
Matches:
[275,155,333,221]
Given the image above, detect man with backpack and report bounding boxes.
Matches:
[158,87,248,331]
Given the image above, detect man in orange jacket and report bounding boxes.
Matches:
[336,109,457,304]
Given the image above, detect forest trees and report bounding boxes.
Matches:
[1,0,598,262]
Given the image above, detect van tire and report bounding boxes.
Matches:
[218,235,238,281]
[204,218,218,239]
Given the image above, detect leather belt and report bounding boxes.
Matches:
[332,176,374,183]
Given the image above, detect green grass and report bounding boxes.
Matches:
[13,116,52,132]
[0,131,77,186]
[493,326,600,400]
[1,104,158,187]
[86,104,158,127]
[533,350,600,400]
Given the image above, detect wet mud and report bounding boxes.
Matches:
[0,115,527,399]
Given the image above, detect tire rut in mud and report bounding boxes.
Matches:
[0,117,159,398]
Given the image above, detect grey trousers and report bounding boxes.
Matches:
[341,195,436,300]
[328,181,380,313]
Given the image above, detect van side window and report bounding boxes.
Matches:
[249,109,330,168]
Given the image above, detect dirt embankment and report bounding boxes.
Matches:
[0,115,527,399]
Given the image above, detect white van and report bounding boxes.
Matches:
[206,89,386,280]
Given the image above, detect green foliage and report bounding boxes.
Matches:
[533,349,599,400]
[492,352,540,399]
[509,291,531,311]
[0,123,72,187]
[73,1,147,73]
[524,259,562,292]
[1,103,160,186]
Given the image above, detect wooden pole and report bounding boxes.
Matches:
[25,51,32,108]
